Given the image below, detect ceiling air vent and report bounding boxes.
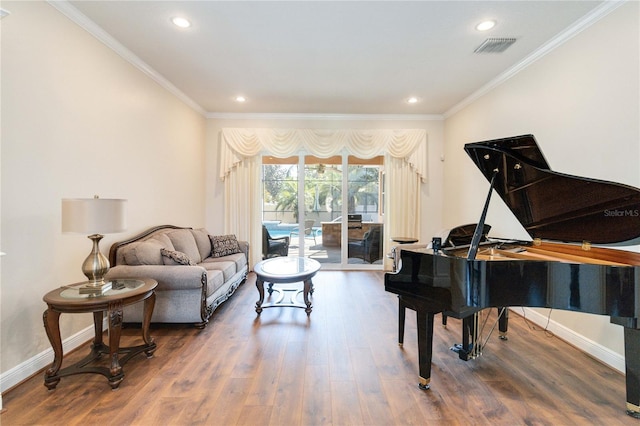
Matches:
[474,37,516,54]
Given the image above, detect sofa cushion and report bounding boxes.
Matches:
[191,228,212,262]
[149,233,175,250]
[161,248,196,266]
[123,240,164,265]
[210,234,241,257]
[201,252,246,271]
[206,270,225,297]
[166,229,201,263]
[201,260,236,282]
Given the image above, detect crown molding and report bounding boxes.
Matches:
[207,112,443,121]
[443,0,627,119]
[48,1,207,117]
[49,0,625,122]
[48,1,439,122]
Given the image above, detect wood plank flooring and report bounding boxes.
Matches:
[1,271,633,425]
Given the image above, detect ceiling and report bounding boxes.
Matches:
[62,1,609,116]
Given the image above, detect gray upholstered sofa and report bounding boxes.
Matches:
[106,225,248,328]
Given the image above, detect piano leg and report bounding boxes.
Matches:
[498,307,509,340]
[624,327,640,418]
[398,297,406,347]
[416,309,435,390]
[451,315,476,361]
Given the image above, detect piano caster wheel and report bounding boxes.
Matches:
[627,409,640,419]
[626,403,640,418]
[418,378,430,390]
[499,335,508,341]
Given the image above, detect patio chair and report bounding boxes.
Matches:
[290,219,317,244]
[348,225,383,263]
[262,225,290,259]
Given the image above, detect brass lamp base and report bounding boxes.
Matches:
[79,234,111,295]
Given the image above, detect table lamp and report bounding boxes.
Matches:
[62,196,127,294]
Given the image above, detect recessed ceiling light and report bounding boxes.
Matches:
[476,20,496,31]
[235,96,247,103]
[171,17,191,28]
[406,97,420,104]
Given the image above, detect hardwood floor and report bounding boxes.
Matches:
[1,271,632,425]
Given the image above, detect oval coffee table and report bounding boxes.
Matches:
[254,256,321,315]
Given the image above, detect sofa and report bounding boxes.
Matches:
[106,225,249,328]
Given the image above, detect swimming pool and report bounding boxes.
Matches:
[264,223,322,237]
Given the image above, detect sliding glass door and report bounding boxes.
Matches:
[345,158,384,265]
[262,155,384,269]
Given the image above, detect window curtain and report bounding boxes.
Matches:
[384,155,422,246]
[219,128,427,268]
[223,155,261,265]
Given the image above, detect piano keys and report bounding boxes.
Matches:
[385,134,640,417]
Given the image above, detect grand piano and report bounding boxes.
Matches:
[385,134,640,417]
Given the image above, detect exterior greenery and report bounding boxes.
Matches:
[263,162,380,223]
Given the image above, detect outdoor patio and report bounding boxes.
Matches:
[286,232,383,265]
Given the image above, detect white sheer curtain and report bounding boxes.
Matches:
[219,128,427,268]
[384,155,422,245]
[222,156,262,266]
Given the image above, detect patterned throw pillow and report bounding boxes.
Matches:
[160,248,195,266]
[210,234,241,258]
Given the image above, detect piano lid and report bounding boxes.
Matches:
[464,134,640,244]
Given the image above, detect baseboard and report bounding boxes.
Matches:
[0,324,95,394]
[518,307,625,373]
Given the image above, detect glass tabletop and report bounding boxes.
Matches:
[59,279,145,299]
[261,257,319,276]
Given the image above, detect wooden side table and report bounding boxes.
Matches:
[42,278,157,390]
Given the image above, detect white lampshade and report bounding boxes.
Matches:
[62,197,127,235]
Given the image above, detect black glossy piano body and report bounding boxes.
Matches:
[385,134,640,417]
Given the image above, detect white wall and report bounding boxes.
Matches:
[205,117,445,245]
[1,0,206,384]
[443,2,639,360]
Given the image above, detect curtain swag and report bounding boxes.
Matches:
[220,128,428,182]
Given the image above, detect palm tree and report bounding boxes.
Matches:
[347,166,379,214]
[271,162,380,222]
[274,180,298,222]
[313,167,342,220]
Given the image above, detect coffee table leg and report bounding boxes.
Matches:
[43,308,62,390]
[142,292,156,357]
[255,277,265,314]
[108,300,124,389]
[303,278,313,315]
[92,311,104,348]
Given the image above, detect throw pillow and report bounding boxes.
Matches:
[210,234,241,257]
[160,248,195,266]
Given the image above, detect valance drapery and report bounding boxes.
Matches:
[220,128,428,182]
[218,127,428,268]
